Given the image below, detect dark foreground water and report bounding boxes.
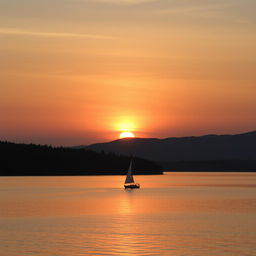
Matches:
[0,173,256,256]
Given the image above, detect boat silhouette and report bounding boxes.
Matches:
[124,159,140,189]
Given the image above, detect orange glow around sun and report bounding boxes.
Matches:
[119,132,135,139]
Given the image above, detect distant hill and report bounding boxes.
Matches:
[81,131,256,171]
[0,141,163,176]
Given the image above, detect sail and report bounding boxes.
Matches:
[125,160,134,184]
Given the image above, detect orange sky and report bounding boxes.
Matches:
[0,0,256,145]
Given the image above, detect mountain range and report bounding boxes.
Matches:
[79,131,256,170]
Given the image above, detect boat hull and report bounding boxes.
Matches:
[124,183,140,189]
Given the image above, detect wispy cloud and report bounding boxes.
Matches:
[155,1,255,25]
[157,2,232,15]
[0,28,115,40]
[77,0,157,5]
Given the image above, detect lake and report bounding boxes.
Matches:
[0,172,256,255]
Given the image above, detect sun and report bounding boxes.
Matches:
[119,131,135,139]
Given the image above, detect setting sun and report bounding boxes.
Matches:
[119,132,135,139]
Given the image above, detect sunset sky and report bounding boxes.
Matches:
[0,0,255,145]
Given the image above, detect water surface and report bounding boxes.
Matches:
[1,173,256,255]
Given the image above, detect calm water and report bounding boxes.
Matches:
[1,173,256,256]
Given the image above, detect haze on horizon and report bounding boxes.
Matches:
[0,0,256,146]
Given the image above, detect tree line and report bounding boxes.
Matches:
[0,141,163,176]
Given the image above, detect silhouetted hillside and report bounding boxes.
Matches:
[82,131,256,171]
[0,141,163,176]
[163,160,256,172]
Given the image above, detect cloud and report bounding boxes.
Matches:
[154,1,256,25]
[77,0,157,5]
[0,27,115,40]
[157,2,231,14]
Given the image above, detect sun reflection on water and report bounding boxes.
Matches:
[118,189,134,215]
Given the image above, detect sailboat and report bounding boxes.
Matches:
[124,159,140,189]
